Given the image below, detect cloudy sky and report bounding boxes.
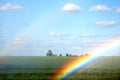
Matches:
[0,0,120,56]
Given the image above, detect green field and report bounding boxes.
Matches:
[0,56,120,80]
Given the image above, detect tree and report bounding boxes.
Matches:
[46,50,54,56]
[59,54,62,56]
[66,53,72,56]
[66,53,69,56]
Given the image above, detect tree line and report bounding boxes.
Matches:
[46,50,72,56]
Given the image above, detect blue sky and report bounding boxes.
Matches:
[0,0,120,56]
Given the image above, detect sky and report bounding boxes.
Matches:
[0,0,120,56]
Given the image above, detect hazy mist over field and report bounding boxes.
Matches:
[0,0,120,56]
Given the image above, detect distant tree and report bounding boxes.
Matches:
[46,50,54,56]
[59,54,62,56]
[66,53,69,56]
[65,53,72,56]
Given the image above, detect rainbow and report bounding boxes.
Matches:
[0,13,52,56]
[0,7,61,56]
[54,37,120,80]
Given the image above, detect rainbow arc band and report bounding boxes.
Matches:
[54,38,120,80]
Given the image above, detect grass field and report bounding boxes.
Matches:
[0,56,120,80]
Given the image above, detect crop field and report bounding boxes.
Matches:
[0,56,120,80]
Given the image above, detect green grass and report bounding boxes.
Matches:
[0,56,120,80]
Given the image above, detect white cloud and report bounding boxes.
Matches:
[62,3,82,12]
[90,5,110,12]
[59,33,70,37]
[69,36,77,40]
[0,3,23,11]
[80,34,96,37]
[116,7,120,14]
[114,34,120,39]
[49,32,56,37]
[96,21,117,27]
